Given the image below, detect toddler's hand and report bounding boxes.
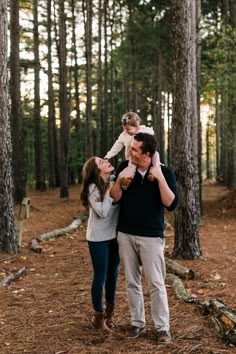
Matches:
[119,166,135,180]
[149,164,162,181]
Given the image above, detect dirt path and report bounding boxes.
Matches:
[0,184,235,354]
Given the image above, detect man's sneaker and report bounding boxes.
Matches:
[127,325,146,339]
[157,330,172,343]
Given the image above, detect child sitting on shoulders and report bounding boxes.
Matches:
[105,112,161,190]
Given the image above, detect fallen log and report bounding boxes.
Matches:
[165,257,199,279]
[31,214,88,252]
[0,267,27,287]
[203,299,236,346]
[166,273,199,304]
[166,264,236,346]
[31,239,43,253]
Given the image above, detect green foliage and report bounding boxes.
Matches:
[201,11,236,184]
[202,23,236,95]
[14,0,236,189]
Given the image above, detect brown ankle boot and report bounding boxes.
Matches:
[92,311,112,335]
[105,303,115,329]
[120,177,132,190]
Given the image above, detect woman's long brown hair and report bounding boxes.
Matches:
[80,157,108,209]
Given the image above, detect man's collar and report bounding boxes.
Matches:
[136,161,152,172]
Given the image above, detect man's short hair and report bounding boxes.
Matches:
[134,132,157,157]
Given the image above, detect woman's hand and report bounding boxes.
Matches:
[106,181,115,195]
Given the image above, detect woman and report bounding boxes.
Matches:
[80,157,120,335]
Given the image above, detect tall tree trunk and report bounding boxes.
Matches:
[151,64,158,142]
[9,0,27,204]
[219,0,228,185]
[96,0,102,156]
[71,0,81,133]
[59,0,69,198]
[215,90,221,180]
[101,0,108,157]
[157,54,164,162]
[128,3,136,111]
[227,0,236,189]
[170,0,201,259]
[130,37,136,111]
[47,0,59,188]
[222,0,230,24]
[190,1,201,224]
[83,0,93,158]
[71,0,81,157]
[33,0,46,191]
[220,0,236,189]
[196,0,202,214]
[220,90,229,185]
[167,92,172,167]
[109,3,115,153]
[229,0,236,26]
[227,90,236,189]
[123,77,130,111]
[0,0,17,253]
[206,122,212,179]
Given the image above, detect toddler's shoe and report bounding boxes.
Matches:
[147,174,155,182]
[120,177,132,190]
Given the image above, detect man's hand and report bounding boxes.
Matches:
[149,165,175,207]
[149,165,162,182]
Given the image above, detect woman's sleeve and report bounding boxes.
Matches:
[88,185,113,217]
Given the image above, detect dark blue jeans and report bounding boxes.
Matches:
[88,238,120,312]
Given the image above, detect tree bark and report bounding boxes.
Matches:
[59,0,69,198]
[96,0,102,157]
[227,1,236,189]
[157,54,165,162]
[101,0,109,156]
[9,0,27,203]
[196,0,202,214]
[71,0,82,183]
[83,0,93,158]
[0,0,18,253]
[170,0,202,259]
[33,0,46,191]
[47,0,59,188]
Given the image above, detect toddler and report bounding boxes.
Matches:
[105,112,161,190]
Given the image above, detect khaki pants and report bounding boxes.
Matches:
[117,232,169,331]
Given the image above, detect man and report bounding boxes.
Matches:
[110,132,178,343]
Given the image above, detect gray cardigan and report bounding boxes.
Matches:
[86,184,119,242]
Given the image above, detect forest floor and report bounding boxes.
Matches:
[0,183,236,354]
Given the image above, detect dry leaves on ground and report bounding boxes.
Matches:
[0,184,236,354]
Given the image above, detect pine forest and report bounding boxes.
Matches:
[1,0,236,254]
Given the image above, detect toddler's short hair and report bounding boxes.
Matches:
[121,112,141,127]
